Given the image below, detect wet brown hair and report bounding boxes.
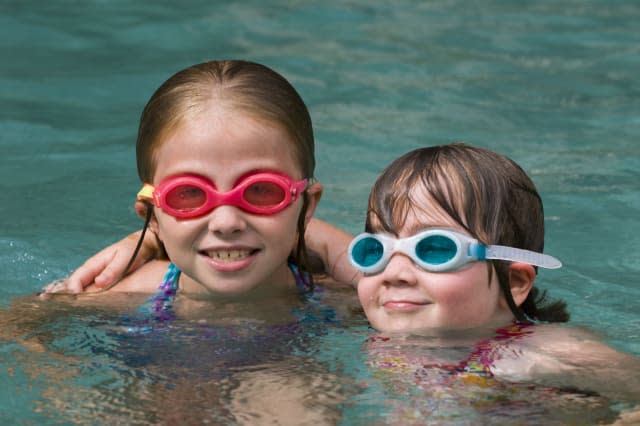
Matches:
[365,143,569,322]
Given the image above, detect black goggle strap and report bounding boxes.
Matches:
[98,201,154,292]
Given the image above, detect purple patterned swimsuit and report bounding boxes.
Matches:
[141,262,311,322]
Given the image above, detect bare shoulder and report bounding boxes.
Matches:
[522,323,614,353]
[492,323,640,380]
[492,323,640,401]
[497,323,618,359]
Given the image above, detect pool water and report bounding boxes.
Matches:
[2,0,639,424]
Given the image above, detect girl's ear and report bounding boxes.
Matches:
[134,201,159,235]
[508,262,536,306]
[303,181,323,226]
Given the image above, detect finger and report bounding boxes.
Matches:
[39,279,76,296]
[65,248,117,292]
[94,231,152,287]
[92,249,135,289]
[64,231,148,292]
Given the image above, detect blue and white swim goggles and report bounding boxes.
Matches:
[348,228,562,274]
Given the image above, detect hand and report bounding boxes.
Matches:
[43,230,155,294]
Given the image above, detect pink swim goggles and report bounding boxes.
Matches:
[137,172,308,219]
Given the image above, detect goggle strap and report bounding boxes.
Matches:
[485,245,562,269]
[467,243,486,261]
[291,178,308,199]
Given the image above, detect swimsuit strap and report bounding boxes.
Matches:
[288,261,313,293]
[458,322,534,375]
[140,262,181,322]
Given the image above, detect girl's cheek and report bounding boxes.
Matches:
[357,278,378,306]
[429,285,471,306]
[427,271,484,304]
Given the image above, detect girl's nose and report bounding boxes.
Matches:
[206,205,248,236]
[381,253,419,286]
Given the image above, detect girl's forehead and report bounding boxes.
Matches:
[151,111,301,183]
[398,203,464,237]
[369,186,469,237]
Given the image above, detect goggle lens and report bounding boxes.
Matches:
[350,236,384,268]
[415,235,457,265]
[166,184,207,213]
[242,181,286,207]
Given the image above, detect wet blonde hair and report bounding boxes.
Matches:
[366,143,568,322]
[136,60,314,182]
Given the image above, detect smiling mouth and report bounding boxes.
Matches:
[203,249,257,262]
[383,300,430,310]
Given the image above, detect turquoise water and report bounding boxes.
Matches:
[2,0,639,424]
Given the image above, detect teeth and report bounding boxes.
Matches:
[206,250,252,262]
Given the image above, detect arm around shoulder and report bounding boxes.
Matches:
[305,218,360,286]
[58,229,163,293]
[97,259,170,293]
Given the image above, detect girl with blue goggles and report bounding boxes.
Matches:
[358,143,570,325]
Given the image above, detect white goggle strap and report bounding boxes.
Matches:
[484,245,562,269]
